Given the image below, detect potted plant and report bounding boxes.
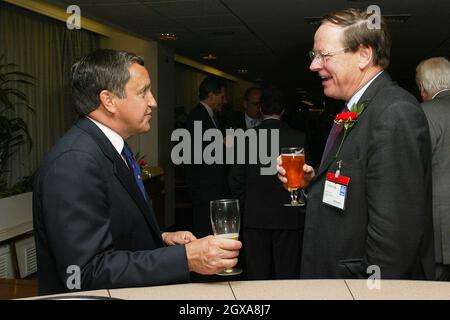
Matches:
[0,54,35,232]
[0,54,34,198]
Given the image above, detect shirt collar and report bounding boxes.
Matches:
[245,113,261,128]
[86,116,124,155]
[262,115,281,121]
[346,71,383,110]
[432,88,450,100]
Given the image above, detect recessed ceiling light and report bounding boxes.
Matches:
[237,68,248,74]
[202,53,217,60]
[159,33,177,41]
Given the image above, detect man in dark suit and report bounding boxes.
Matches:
[230,89,307,279]
[227,87,262,130]
[33,50,241,295]
[416,57,450,280]
[278,8,434,279]
[185,76,231,238]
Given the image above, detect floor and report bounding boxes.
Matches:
[0,278,38,299]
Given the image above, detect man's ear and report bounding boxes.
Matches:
[419,85,428,102]
[358,45,373,69]
[99,90,117,113]
[204,92,218,108]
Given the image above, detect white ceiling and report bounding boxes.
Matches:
[46,0,450,95]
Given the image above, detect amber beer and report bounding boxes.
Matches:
[281,153,305,191]
[218,233,239,241]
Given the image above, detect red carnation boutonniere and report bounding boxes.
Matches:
[135,153,152,179]
[334,100,367,157]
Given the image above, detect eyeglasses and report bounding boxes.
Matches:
[309,47,349,66]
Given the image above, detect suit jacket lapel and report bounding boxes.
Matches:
[198,103,218,130]
[76,118,163,240]
[356,71,392,113]
[313,72,393,181]
[112,154,162,238]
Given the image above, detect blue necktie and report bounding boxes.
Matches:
[121,143,149,202]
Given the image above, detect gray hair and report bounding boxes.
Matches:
[71,49,144,115]
[416,57,450,95]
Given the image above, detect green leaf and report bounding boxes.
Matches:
[4,88,28,100]
[134,151,147,161]
[350,100,368,115]
[0,63,18,72]
[2,71,35,80]
[1,79,35,86]
[0,54,35,184]
[11,102,34,113]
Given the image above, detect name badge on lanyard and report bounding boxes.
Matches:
[322,161,350,210]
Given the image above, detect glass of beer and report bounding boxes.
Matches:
[280,147,305,206]
[210,199,242,276]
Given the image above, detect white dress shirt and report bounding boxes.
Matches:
[86,116,128,166]
[346,71,383,110]
[245,113,261,129]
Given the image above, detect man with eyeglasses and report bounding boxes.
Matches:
[242,87,263,129]
[278,8,434,280]
[227,87,263,130]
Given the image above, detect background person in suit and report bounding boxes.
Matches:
[227,87,262,130]
[33,50,241,295]
[229,88,307,279]
[416,57,450,281]
[184,76,231,238]
[278,8,434,279]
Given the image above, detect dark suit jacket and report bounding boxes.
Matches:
[184,103,230,236]
[184,103,230,205]
[228,112,247,130]
[301,72,435,280]
[421,89,450,265]
[229,119,307,229]
[33,118,189,295]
